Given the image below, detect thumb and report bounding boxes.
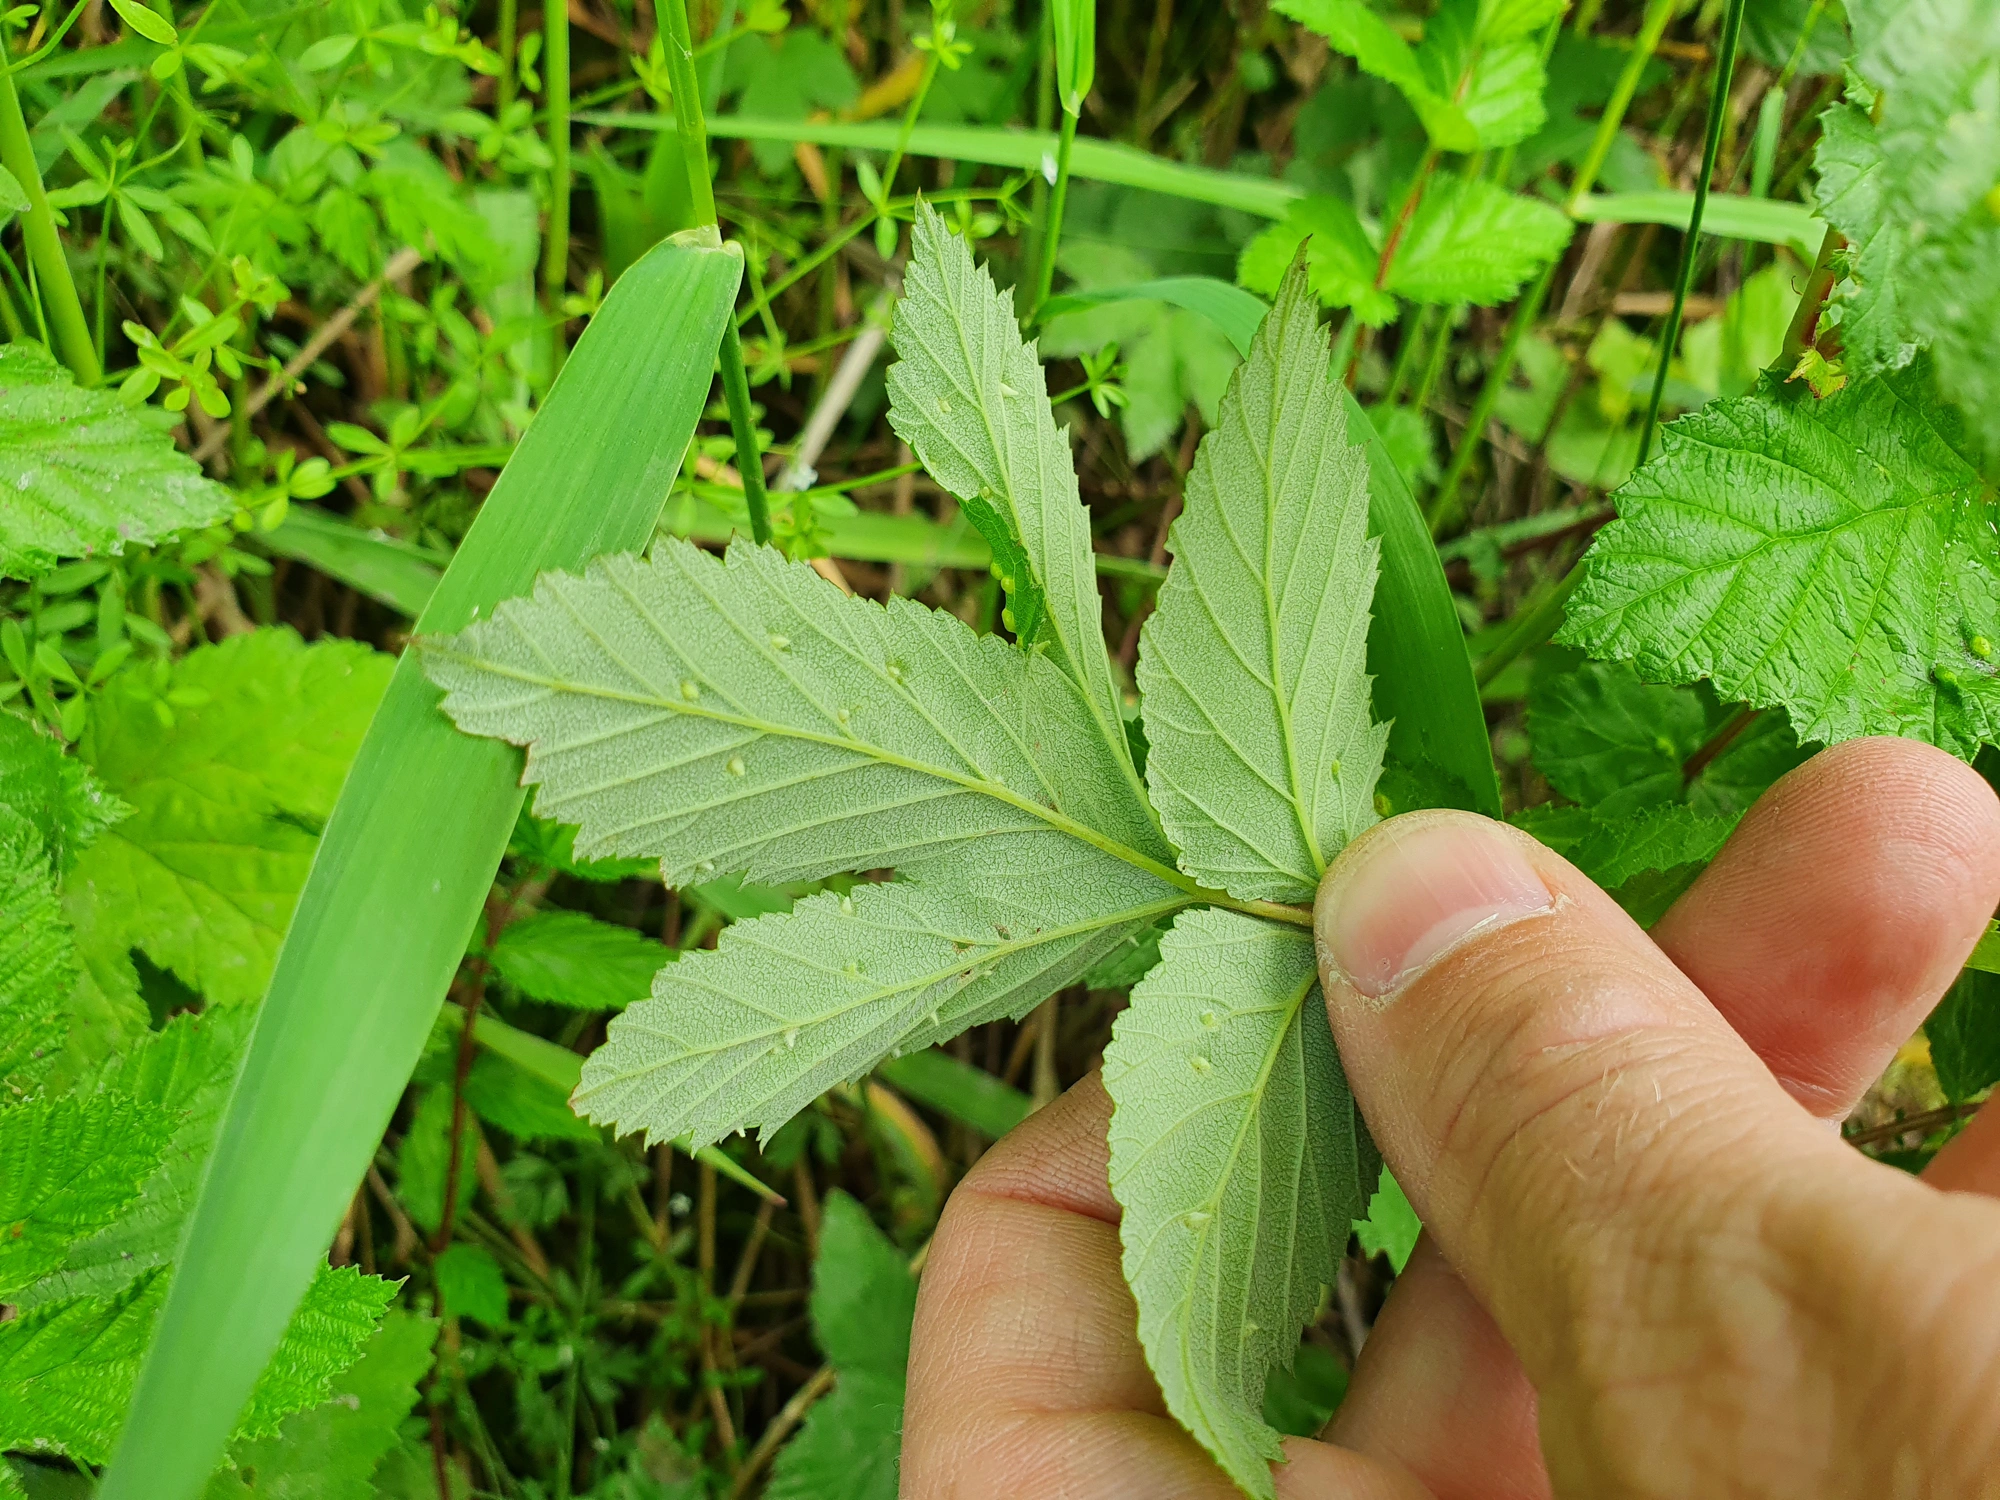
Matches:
[1313,810,1853,1439]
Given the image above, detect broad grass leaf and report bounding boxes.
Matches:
[423,539,1173,888]
[0,343,233,581]
[1385,179,1573,307]
[577,837,1182,1149]
[1104,908,1374,1499]
[488,909,671,1011]
[886,205,1143,803]
[72,631,393,1006]
[1560,364,2000,756]
[1138,262,1387,903]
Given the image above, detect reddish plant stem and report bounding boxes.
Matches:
[1374,146,1440,291]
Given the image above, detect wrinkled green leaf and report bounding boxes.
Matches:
[1387,178,1572,306]
[1138,262,1386,903]
[1560,365,2000,757]
[0,343,234,580]
[0,813,75,1092]
[0,1091,175,1295]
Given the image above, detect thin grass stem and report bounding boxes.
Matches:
[0,61,97,382]
[1568,0,1681,212]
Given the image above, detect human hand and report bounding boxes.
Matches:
[901,738,2000,1499]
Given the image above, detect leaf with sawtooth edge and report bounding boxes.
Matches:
[1104,907,1375,1500]
[1386,178,1573,307]
[1138,259,1387,904]
[422,538,1174,890]
[578,834,1181,1149]
[1560,363,2000,757]
[0,342,234,581]
[0,1090,176,1297]
[488,909,673,1011]
[886,204,1145,812]
[0,811,75,1092]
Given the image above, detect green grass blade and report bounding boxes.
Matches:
[875,1049,1033,1139]
[1571,191,1822,261]
[262,507,446,616]
[97,230,744,1500]
[578,112,1304,218]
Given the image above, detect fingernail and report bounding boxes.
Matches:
[1318,814,1552,1000]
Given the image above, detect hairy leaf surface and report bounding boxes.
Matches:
[885,206,1141,800]
[1560,366,2000,756]
[72,631,393,1005]
[0,1092,176,1296]
[425,538,1172,888]
[1813,0,2000,453]
[578,837,1182,1148]
[0,342,235,581]
[1139,263,1386,903]
[1104,909,1374,1498]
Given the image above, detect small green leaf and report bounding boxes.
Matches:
[1236,197,1397,325]
[433,1244,508,1327]
[0,166,28,215]
[296,33,358,70]
[1354,1167,1420,1273]
[488,909,671,1011]
[1386,178,1573,307]
[108,0,176,44]
[461,1053,596,1142]
[0,343,234,581]
[394,1087,474,1237]
[1926,969,2000,1104]
[1049,0,1095,114]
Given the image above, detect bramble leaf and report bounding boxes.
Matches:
[72,631,393,1005]
[1560,365,2000,757]
[208,1311,438,1500]
[0,812,75,1093]
[1139,262,1386,902]
[0,342,234,580]
[235,1265,401,1442]
[1812,0,2000,454]
[577,840,1183,1148]
[1104,908,1374,1499]
[1386,178,1573,306]
[423,539,1173,887]
[1927,970,2000,1104]
[488,909,673,1011]
[886,205,1142,802]
[0,713,127,869]
[0,1091,176,1296]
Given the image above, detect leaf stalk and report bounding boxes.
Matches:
[0,59,99,383]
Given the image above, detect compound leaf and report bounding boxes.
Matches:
[423,539,1173,888]
[1386,178,1573,307]
[578,838,1183,1149]
[1560,364,2000,757]
[488,909,672,1011]
[1138,262,1387,903]
[0,342,234,581]
[886,205,1142,805]
[1104,908,1374,1499]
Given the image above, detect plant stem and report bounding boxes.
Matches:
[1374,146,1439,292]
[1780,224,1841,366]
[716,324,772,546]
[1567,0,1681,213]
[0,62,98,383]
[1636,0,1747,470]
[1427,259,1556,537]
[1026,106,1077,325]
[1383,303,1433,406]
[661,0,717,226]
[498,0,517,111]
[880,47,943,212]
[541,0,571,373]
[1474,565,1581,690]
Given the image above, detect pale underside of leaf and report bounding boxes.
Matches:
[1104,908,1373,1500]
[423,538,1173,890]
[0,342,235,580]
[578,835,1183,1148]
[1139,260,1387,904]
[1561,365,2000,756]
[884,204,1145,811]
